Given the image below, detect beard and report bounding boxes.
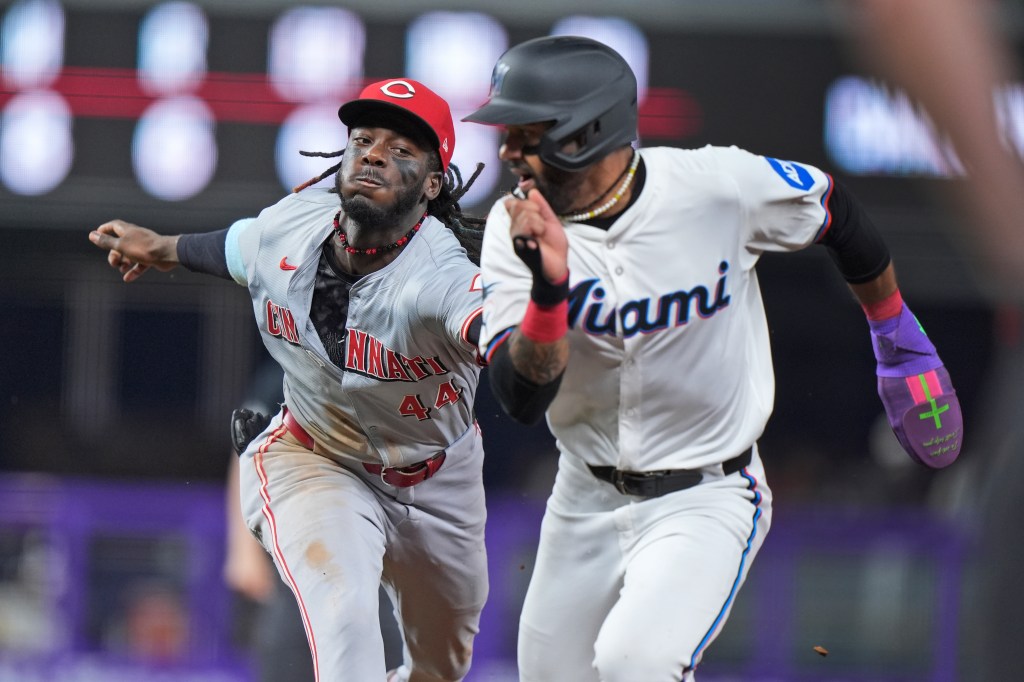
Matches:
[336,171,424,229]
[531,164,589,216]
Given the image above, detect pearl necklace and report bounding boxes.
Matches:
[333,211,426,256]
[558,151,640,223]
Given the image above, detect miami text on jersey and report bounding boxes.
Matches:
[346,329,450,382]
[567,261,731,338]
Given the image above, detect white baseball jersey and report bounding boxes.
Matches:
[479,145,833,471]
[226,187,484,468]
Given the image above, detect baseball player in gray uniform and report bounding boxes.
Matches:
[90,79,488,682]
[463,36,964,681]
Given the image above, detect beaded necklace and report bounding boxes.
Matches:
[558,151,640,223]
[333,211,426,256]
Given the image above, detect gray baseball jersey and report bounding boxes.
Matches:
[226,187,484,468]
[226,187,488,682]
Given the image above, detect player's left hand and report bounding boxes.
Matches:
[871,305,963,468]
[230,408,272,456]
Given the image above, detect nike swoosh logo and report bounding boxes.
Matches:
[279,257,297,271]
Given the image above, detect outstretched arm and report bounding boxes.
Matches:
[90,220,234,282]
[89,220,180,282]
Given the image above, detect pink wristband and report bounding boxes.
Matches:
[520,300,568,343]
[862,289,903,321]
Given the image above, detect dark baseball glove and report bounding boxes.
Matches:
[230,408,272,456]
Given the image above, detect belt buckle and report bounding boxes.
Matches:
[611,470,631,495]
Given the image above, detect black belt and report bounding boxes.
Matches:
[588,446,753,498]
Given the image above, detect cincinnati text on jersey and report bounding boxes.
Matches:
[345,329,451,382]
[567,261,731,338]
[265,299,450,382]
[266,299,300,343]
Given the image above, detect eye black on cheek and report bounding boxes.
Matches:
[394,158,422,186]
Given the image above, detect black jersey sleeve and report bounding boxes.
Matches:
[819,181,891,284]
[177,229,231,280]
[487,335,562,425]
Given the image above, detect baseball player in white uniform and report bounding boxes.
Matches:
[464,36,963,681]
[90,79,489,682]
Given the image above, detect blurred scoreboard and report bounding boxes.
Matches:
[1,0,1019,255]
[0,1,700,230]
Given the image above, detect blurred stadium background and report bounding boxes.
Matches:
[0,1,1020,680]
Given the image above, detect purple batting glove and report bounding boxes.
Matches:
[870,304,963,468]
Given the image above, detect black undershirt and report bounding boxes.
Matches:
[177,228,231,279]
[819,180,891,283]
[312,238,360,369]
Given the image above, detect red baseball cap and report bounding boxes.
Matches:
[338,78,455,171]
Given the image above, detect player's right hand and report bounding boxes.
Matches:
[504,189,569,284]
[88,220,180,282]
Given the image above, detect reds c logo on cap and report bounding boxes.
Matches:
[379,80,416,99]
[339,77,455,170]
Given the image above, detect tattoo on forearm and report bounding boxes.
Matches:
[510,332,569,384]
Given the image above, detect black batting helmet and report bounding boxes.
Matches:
[463,35,638,171]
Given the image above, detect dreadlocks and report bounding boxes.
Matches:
[292,149,486,264]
